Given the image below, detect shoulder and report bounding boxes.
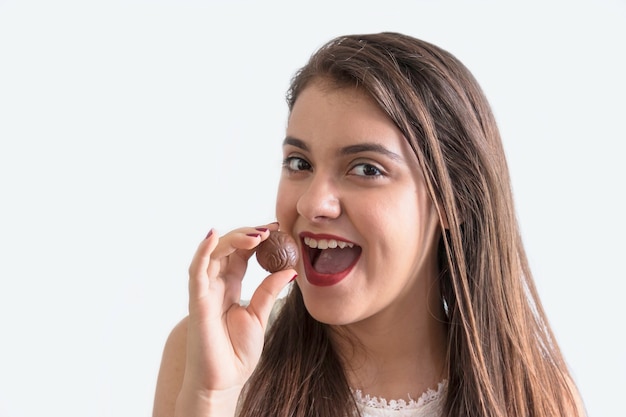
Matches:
[160,316,189,366]
[152,316,189,417]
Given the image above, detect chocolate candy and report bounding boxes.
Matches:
[255,230,299,273]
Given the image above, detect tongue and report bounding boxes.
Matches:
[313,247,360,274]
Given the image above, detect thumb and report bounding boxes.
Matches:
[247,269,297,328]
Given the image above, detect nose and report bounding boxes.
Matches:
[296,174,341,223]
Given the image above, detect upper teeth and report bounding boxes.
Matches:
[304,236,354,249]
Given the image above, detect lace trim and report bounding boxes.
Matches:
[352,380,447,410]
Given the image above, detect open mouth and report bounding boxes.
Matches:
[302,236,362,286]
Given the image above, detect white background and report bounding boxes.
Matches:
[1,1,624,416]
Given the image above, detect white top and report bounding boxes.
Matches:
[354,380,446,417]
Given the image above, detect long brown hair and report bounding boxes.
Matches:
[238,32,584,417]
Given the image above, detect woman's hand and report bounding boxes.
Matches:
[176,223,296,416]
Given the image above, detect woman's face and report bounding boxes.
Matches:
[276,81,442,325]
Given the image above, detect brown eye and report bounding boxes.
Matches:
[283,156,311,172]
[350,163,383,177]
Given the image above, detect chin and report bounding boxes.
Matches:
[301,293,363,326]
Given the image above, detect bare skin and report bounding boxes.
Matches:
[152,223,296,417]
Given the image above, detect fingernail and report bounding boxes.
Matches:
[289,274,298,282]
[255,227,269,232]
[205,229,213,240]
[246,233,261,238]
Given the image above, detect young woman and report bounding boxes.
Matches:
[153,32,586,417]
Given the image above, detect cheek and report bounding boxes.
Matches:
[275,180,297,226]
[363,189,420,232]
[369,190,433,249]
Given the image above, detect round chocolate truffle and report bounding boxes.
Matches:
[255,230,299,273]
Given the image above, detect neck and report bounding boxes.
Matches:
[330,286,448,401]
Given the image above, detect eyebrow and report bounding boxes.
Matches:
[283,136,309,151]
[283,136,403,161]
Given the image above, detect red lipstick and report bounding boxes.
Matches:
[300,232,361,287]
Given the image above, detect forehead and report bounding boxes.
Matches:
[286,82,403,147]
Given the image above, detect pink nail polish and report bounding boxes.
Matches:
[246,233,261,238]
[205,229,213,239]
[289,274,298,282]
[255,227,269,232]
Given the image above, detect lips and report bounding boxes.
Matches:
[300,233,362,286]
